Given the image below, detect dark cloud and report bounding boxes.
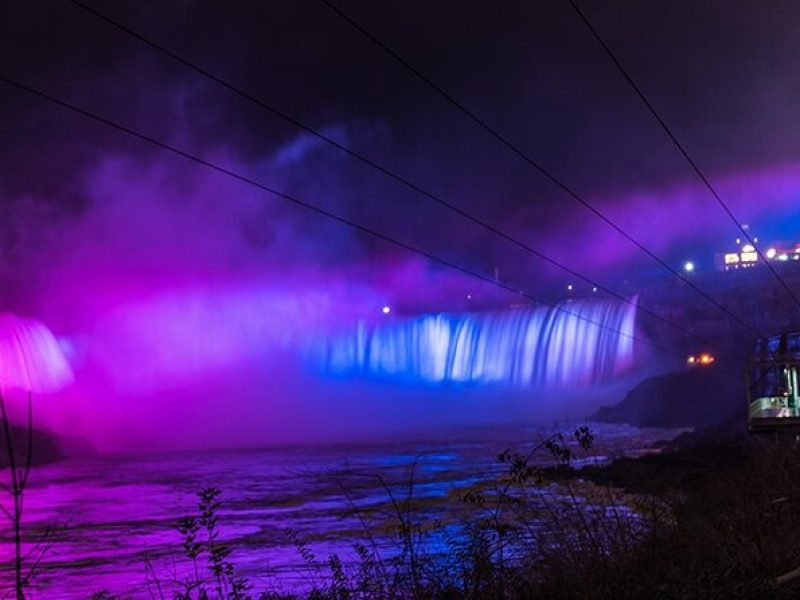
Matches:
[2,0,800,311]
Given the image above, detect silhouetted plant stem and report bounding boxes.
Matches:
[0,389,33,600]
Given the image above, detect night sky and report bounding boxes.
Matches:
[2,0,800,315]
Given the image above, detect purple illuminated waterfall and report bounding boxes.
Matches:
[319,299,637,387]
[0,313,73,393]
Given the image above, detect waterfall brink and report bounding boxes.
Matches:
[319,299,637,388]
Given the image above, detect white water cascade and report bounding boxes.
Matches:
[318,299,637,388]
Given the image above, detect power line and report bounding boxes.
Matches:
[63,0,759,356]
[316,0,767,339]
[0,72,738,364]
[566,0,800,312]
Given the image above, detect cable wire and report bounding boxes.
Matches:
[566,0,800,312]
[63,0,761,356]
[316,0,767,339]
[0,72,740,364]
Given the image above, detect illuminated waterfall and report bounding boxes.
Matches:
[319,299,637,387]
[0,313,73,393]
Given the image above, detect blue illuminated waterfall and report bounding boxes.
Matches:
[317,299,637,387]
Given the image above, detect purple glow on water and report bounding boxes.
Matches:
[0,423,683,598]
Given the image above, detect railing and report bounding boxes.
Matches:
[747,358,800,431]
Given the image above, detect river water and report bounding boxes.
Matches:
[0,422,682,598]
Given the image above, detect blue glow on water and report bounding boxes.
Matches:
[317,299,637,387]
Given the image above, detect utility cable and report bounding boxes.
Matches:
[0,72,745,364]
[63,0,762,355]
[316,0,768,339]
[567,0,800,311]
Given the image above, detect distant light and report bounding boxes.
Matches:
[683,261,695,273]
[724,253,740,265]
[466,293,472,300]
[382,306,391,315]
[736,238,741,245]
[779,254,790,261]
[766,247,777,259]
[754,237,759,243]
[742,244,755,253]
[592,287,598,292]
[567,284,573,291]
[741,249,758,263]
[688,353,715,366]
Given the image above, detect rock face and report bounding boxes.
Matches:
[0,422,67,468]
[593,365,744,429]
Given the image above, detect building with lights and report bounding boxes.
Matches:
[714,240,800,272]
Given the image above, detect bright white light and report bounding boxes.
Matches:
[382,306,391,315]
[683,261,695,273]
[741,250,758,263]
[466,294,472,300]
[592,287,598,292]
[766,248,777,259]
[742,244,755,253]
[567,284,573,291]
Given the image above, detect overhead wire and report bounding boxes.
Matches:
[63,0,758,358]
[566,0,800,311]
[0,72,745,365]
[316,0,767,339]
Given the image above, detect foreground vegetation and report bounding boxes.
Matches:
[75,428,800,599]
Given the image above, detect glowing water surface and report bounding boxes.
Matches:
[0,422,683,598]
